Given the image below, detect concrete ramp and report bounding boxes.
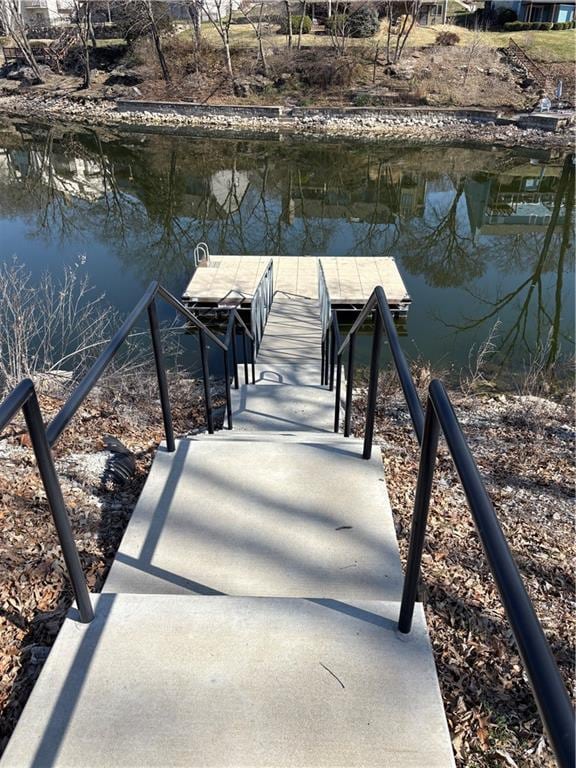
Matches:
[232,296,337,432]
[1,594,454,768]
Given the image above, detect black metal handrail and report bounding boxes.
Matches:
[0,380,94,623]
[399,379,574,768]
[46,282,254,444]
[331,283,574,766]
[335,285,424,457]
[251,259,274,354]
[222,309,256,429]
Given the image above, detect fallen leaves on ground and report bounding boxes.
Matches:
[352,382,575,767]
[0,373,216,754]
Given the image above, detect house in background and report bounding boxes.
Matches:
[485,0,575,22]
[3,0,74,27]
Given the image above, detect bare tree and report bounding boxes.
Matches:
[239,1,269,76]
[203,0,235,88]
[143,0,171,82]
[0,0,44,82]
[71,0,93,89]
[297,1,307,50]
[112,0,171,82]
[284,0,293,48]
[383,0,423,64]
[327,1,350,56]
[184,0,203,48]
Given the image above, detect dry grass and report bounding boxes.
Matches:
[188,20,576,63]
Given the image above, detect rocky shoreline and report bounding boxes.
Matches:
[1,92,574,148]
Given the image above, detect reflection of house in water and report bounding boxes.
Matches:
[465,162,566,236]
[35,155,107,202]
[283,167,426,225]
[151,170,251,221]
[210,170,250,215]
[0,147,106,202]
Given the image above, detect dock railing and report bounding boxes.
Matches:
[329,283,574,768]
[250,259,274,354]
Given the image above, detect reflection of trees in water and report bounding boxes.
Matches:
[446,153,574,367]
[402,178,486,288]
[0,123,573,367]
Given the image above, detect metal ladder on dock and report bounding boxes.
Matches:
[0,269,573,768]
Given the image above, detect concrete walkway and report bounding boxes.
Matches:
[1,290,455,767]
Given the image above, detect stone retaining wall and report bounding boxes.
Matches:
[116,100,284,119]
[116,99,499,125]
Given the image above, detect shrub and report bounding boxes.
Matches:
[299,56,360,88]
[280,14,312,34]
[504,19,569,30]
[497,7,517,25]
[348,5,380,37]
[435,30,460,45]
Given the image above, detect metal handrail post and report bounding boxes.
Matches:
[23,390,94,623]
[231,320,239,390]
[398,380,575,768]
[198,329,214,434]
[343,333,356,438]
[329,324,335,392]
[362,311,384,460]
[398,399,440,633]
[241,329,249,385]
[223,348,233,430]
[326,327,332,389]
[147,298,175,453]
[334,352,343,433]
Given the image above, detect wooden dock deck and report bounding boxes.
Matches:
[183,256,410,310]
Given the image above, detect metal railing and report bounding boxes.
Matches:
[193,242,210,268]
[507,38,548,88]
[250,259,274,354]
[46,282,254,444]
[318,261,332,387]
[400,380,574,768]
[328,283,574,767]
[0,380,94,624]
[334,285,424,457]
[0,280,256,625]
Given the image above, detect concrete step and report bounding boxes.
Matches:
[248,364,324,387]
[2,594,455,768]
[104,438,403,599]
[194,431,357,443]
[231,381,335,432]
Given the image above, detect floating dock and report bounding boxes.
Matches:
[183,255,410,311]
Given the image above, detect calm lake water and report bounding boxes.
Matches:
[0,117,573,382]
